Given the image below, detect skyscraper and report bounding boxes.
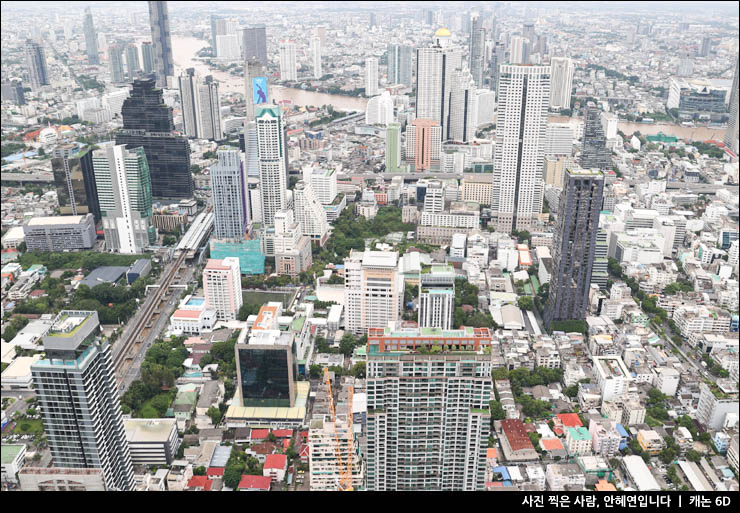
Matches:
[469,13,486,88]
[344,250,404,334]
[293,180,329,246]
[700,36,712,57]
[148,1,174,88]
[256,106,287,226]
[489,41,505,93]
[178,69,223,140]
[416,28,463,141]
[243,120,259,178]
[1,80,25,105]
[109,43,126,84]
[203,257,243,321]
[24,39,49,91]
[385,122,402,172]
[405,119,441,172]
[244,59,269,123]
[83,7,100,65]
[549,57,574,111]
[92,144,155,254]
[580,102,612,170]
[544,168,604,331]
[211,148,249,240]
[447,71,478,143]
[386,44,413,86]
[32,310,135,491]
[141,42,154,74]
[242,25,267,65]
[210,15,223,56]
[311,37,322,79]
[365,327,492,490]
[52,144,101,222]
[365,57,379,97]
[116,77,193,199]
[125,43,141,81]
[492,65,550,233]
[279,41,297,81]
[724,55,739,156]
[509,36,531,64]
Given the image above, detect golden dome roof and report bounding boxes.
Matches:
[434,27,451,37]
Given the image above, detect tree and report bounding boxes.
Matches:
[490,400,506,420]
[193,466,207,476]
[339,333,357,356]
[268,432,277,443]
[309,364,322,379]
[686,449,702,463]
[207,406,222,425]
[224,465,242,489]
[517,296,534,311]
[351,361,366,378]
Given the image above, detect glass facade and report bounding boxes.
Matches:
[52,145,101,222]
[237,347,295,407]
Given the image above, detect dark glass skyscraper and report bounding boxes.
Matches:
[469,13,486,87]
[242,25,267,65]
[52,144,101,222]
[235,343,296,408]
[116,77,193,199]
[580,102,612,170]
[544,168,604,331]
[1,80,25,105]
[24,39,49,91]
[141,42,154,74]
[387,44,413,86]
[83,7,99,65]
[148,1,174,88]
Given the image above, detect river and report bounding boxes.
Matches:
[548,115,727,142]
[171,35,368,112]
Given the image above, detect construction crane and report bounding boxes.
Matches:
[322,366,354,491]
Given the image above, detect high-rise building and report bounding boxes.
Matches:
[365,57,379,97]
[109,43,126,84]
[580,102,612,170]
[1,80,26,106]
[210,15,223,56]
[52,144,101,222]
[700,36,712,57]
[469,13,486,87]
[416,28,463,141]
[293,181,329,246]
[696,381,739,430]
[591,228,609,290]
[256,106,287,226]
[492,65,550,233]
[141,42,154,73]
[418,264,455,329]
[148,1,174,88]
[405,119,441,172]
[509,36,531,65]
[724,55,739,156]
[203,257,242,321]
[32,310,135,491]
[116,77,193,199]
[83,7,100,65]
[385,122,402,172]
[447,71,478,143]
[306,167,337,205]
[215,33,241,60]
[92,144,156,254]
[344,250,404,335]
[311,37,322,79]
[243,120,259,178]
[489,41,505,93]
[241,25,267,65]
[178,69,223,140]
[211,148,249,240]
[544,169,604,330]
[125,43,141,81]
[244,59,269,123]
[549,57,574,111]
[274,209,313,276]
[366,326,492,490]
[279,41,297,81]
[365,91,394,126]
[387,44,413,86]
[24,39,49,91]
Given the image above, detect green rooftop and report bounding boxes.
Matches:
[46,314,93,338]
[292,316,306,332]
[568,427,592,441]
[1,444,25,464]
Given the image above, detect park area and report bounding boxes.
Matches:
[242,289,295,308]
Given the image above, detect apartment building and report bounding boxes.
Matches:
[565,427,592,456]
[23,214,96,252]
[344,251,404,335]
[203,257,242,321]
[588,419,621,457]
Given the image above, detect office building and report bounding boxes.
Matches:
[405,119,441,172]
[141,42,154,73]
[83,7,100,65]
[1,80,25,105]
[492,65,550,233]
[24,40,49,91]
[311,37,322,79]
[365,57,379,97]
[244,59,269,123]
[544,169,603,330]
[544,123,574,156]
[418,264,455,330]
[387,44,413,86]
[385,123,403,172]
[31,311,135,491]
[203,257,242,321]
[469,13,486,87]
[274,209,313,276]
[306,167,337,204]
[293,181,329,246]
[365,91,394,126]
[242,25,267,64]
[125,43,141,81]
[148,1,174,88]
[416,28,463,141]
[109,43,126,84]
[667,77,729,114]
[256,106,287,226]
[549,57,574,110]
[447,71,478,143]
[724,56,739,155]
[116,77,193,199]
[92,144,156,254]
[23,215,97,252]
[366,327,492,490]
[489,42,505,93]
[179,69,223,140]
[211,148,249,240]
[52,144,101,221]
[279,41,297,81]
[580,102,611,171]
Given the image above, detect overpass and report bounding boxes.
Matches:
[1,172,54,184]
[175,210,214,259]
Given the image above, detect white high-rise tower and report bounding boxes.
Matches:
[256,105,287,226]
[311,37,322,79]
[365,57,379,97]
[279,40,297,81]
[549,57,574,111]
[178,69,223,140]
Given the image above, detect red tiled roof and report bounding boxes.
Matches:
[282,439,291,450]
[273,429,293,438]
[238,475,272,490]
[486,448,498,459]
[186,476,213,491]
[540,438,565,451]
[206,467,225,477]
[556,413,583,428]
[264,454,287,470]
[251,429,269,440]
[173,309,202,319]
[501,419,534,452]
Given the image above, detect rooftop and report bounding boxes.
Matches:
[1,444,25,464]
[26,215,89,226]
[124,419,177,443]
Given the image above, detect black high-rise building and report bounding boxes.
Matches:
[580,102,612,170]
[52,144,101,222]
[544,169,604,331]
[148,1,174,88]
[24,39,49,91]
[83,7,99,65]
[1,80,26,105]
[116,77,193,199]
[242,25,267,65]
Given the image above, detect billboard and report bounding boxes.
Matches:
[253,77,268,105]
